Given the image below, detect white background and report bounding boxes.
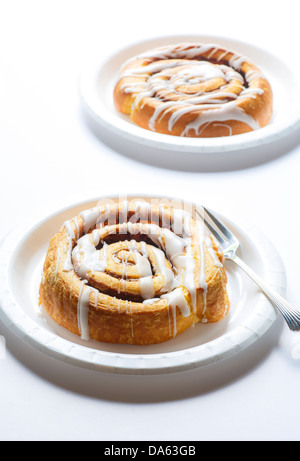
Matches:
[1,0,300,441]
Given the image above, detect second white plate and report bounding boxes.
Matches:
[79,34,300,169]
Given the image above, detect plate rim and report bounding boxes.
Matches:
[0,195,286,375]
[78,33,300,154]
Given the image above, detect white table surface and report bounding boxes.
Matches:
[1,0,300,442]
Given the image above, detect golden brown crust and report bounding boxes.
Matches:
[113,43,273,138]
[39,200,230,345]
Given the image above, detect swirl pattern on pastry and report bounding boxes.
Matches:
[39,199,230,345]
[113,43,273,138]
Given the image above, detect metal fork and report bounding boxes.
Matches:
[198,206,300,331]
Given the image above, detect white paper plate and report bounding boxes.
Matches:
[0,196,286,375]
[79,34,300,169]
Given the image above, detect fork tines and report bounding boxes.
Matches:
[195,206,229,246]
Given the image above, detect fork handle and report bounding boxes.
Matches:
[230,255,300,332]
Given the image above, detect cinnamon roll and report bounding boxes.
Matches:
[113,42,273,138]
[39,199,230,345]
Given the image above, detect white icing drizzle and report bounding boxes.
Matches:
[134,200,151,221]
[197,220,208,315]
[59,204,225,341]
[72,234,107,279]
[119,200,129,225]
[127,239,156,300]
[204,236,223,268]
[161,288,191,337]
[80,207,101,234]
[172,208,192,237]
[212,122,232,137]
[93,289,99,308]
[63,234,73,271]
[77,280,91,341]
[117,43,267,135]
[143,298,161,305]
[139,276,155,300]
[152,246,174,292]
[64,220,75,239]
[72,217,80,239]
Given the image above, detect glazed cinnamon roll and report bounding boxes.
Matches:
[39,199,230,345]
[113,43,273,137]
